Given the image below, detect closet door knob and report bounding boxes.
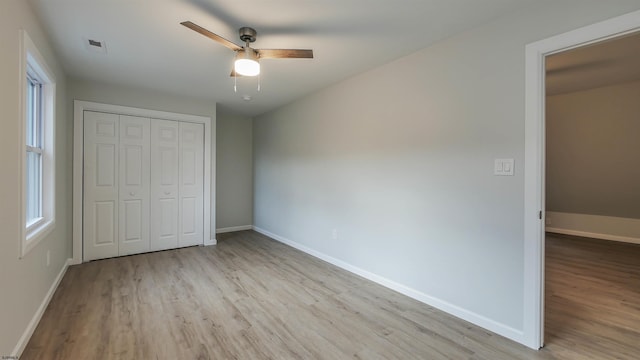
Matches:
[129,192,135,196]
[164,191,171,195]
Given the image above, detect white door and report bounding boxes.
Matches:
[118,115,151,256]
[150,120,180,251]
[178,122,204,247]
[83,111,119,261]
[83,112,206,261]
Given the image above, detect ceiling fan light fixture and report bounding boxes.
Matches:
[235,49,260,76]
[180,21,312,81]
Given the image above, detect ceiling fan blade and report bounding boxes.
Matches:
[258,49,314,59]
[181,21,243,52]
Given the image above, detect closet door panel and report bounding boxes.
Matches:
[83,111,119,261]
[178,122,204,247]
[150,120,180,251]
[118,115,151,256]
[83,110,207,261]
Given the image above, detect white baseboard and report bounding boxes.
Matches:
[204,238,217,246]
[216,225,253,234]
[252,226,525,345]
[546,212,640,245]
[12,258,72,357]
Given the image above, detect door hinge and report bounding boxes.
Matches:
[539,211,542,220]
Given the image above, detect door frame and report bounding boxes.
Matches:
[72,100,215,264]
[523,9,640,349]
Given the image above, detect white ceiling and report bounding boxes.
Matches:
[546,31,640,95]
[29,0,539,117]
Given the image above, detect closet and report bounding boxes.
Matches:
[83,110,204,261]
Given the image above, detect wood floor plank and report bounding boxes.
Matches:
[21,231,640,359]
[543,234,640,360]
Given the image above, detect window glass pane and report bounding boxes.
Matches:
[26,76,41,148]
[26,73,43,227]
[27,79,35,147]
[26,150,42,224]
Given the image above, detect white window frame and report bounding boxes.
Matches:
[20,30,56,257]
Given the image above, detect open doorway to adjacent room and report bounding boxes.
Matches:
[542,31,640,358]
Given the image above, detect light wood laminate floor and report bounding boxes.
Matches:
[22,231,639,359]
[543,234,640,359]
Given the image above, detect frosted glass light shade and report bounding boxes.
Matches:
[234,48,261,76]
[235,58,260,76]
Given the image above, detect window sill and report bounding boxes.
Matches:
[22,218,55,257]
[27,216,45,230]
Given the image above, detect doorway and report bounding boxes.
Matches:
[542,30,640,357]
[523,10,640,350]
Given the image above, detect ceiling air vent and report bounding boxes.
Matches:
[85,38,107,54]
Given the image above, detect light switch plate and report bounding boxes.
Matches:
[494,159,514,176]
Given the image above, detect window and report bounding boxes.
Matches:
[21,30,56,257]
[26,74,43,226]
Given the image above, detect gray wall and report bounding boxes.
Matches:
[68,78,218,240]
[546,80,640,219]
[216,111,253,229]
[0,0,71,354]
[253,0,640,334]
[69,78,217,120]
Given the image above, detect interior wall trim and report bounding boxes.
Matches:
[12,258,71,358]
[546,212,640,245]
[252,226,525,345]
[216,225,253,234]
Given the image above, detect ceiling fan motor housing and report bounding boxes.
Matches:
[239,27,257,43]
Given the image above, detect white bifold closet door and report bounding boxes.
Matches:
[118,115,151,256]
[178,122,204,247]
[149,120,204,250]
[84,111,204,261]
[150,120,180,251]
[83,111,120,261]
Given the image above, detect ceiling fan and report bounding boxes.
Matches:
[181,21,313,77]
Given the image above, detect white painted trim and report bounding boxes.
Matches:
[203,109,213,251]
[253,226,525,344]
[74,101,209,124]
[546,212,640,245]
[523,35,546,351]
[548,228,640,245]
[19,30,57,258]
[524,9,640,350]
[209,110,217,247]
[216,225,253,233]
[73,100,214,263]
[12,258,71,358]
